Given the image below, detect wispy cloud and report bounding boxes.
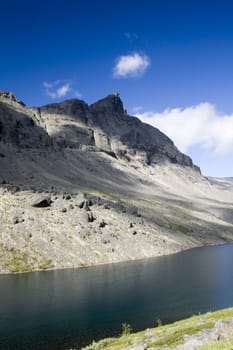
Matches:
[131,106,143,113]
[73,90,82,98]
[124,32,139,41]
[136,103,233,156]
[43,80,81,99]
[113,52,150,78]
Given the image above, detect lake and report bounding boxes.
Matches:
[1,243,233,350]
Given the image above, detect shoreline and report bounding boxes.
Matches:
[2,240,232,276]
[80,307,233,350]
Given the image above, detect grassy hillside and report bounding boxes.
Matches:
[81,308,233,350]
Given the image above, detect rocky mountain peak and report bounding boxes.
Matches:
[90,93,126,115]
[0,90,200,172]
[0,90,26,107]
[0,90,17,102]
[40,98,88,115]
[38,98,89,125]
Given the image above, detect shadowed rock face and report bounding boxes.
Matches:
[89,95,197,168]
[39,99,89,125]
[30,93,199,170]
[0,101,51,148]
[0,89,201,194]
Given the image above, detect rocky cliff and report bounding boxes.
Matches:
[0,91,198,168]
[0,90,233,273]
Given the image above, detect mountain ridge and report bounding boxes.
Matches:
[0,90,199,172]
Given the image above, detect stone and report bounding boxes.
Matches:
[9,186,20,194]
[87,212,95,222]
[11,216,19,224]
[65,194,72,200]
[76,194,89,209]
[99,220,106,228]
[29,194,52,208]
[82,200,90,211]
[215,319,225,330]
[10,215,24,224]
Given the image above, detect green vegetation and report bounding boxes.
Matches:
[88,189,121,202]
[2,245,54,272]
[38,259,53,270]
[121,323,132,336]
[169,223,191,234]
[3,247,32,272]
[81,307,233,350]
[201,340,233,350]
[147,321,214,348]
[79,262,87,267]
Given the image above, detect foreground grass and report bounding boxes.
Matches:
[201,339,233,350]
[81,308,233,350]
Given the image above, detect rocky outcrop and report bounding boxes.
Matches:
[0,92,51,148]
[0,90,201,193]
[35,93,199,170]
[89,95,197,168]
[0,90,199,170]
[0,91,18,103]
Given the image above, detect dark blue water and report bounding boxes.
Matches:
[1,244,233,350]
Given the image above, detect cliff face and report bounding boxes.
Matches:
[35,93,199,169]
[89,95,196,168]
[0,92,51,148]
[0,90,199,170]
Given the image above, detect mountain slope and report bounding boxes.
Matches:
[0,90,233,273]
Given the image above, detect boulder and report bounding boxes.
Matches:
[29,194,52,208]
[87,212,95,222]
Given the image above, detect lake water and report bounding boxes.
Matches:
[1,243,233,350]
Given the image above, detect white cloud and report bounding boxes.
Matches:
[56,83,71,98]
[43,80,81,99]
[113,52,150,78]
[136,103,233,156]
[43,81,54,89]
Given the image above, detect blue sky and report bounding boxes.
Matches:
[1,0,233,176]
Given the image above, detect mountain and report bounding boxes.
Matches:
[0,90,233,273]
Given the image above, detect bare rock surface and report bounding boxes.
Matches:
[0,91,233,273]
